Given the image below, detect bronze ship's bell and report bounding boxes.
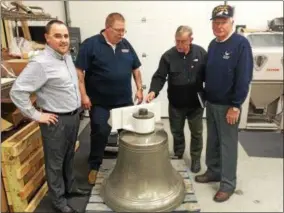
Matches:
[100,107,185,212]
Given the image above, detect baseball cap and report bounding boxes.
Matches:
[210,5,234,20]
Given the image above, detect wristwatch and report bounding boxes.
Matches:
[138,85,146,91]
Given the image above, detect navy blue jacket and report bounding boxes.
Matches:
[204,33,253,108]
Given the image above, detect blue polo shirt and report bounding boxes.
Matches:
[75,30,141,107]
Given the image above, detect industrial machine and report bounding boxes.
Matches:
[238,17,283,131]
[101,102,185,212]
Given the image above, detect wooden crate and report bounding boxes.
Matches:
[1,121,47,212]
[1,120,81,212]
[1,175,10,212]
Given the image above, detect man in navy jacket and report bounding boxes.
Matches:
[75,13,143,185]
[195,4,253,202]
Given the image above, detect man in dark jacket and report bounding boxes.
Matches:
[146,25,207,173]
[195,5,253,202]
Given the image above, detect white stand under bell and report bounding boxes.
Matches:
[108,102,162,133]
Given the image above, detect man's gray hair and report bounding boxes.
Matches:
[175,25,193,37]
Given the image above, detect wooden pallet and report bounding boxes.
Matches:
[1,119,81,213]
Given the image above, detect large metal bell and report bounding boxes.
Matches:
[100,109,185,212]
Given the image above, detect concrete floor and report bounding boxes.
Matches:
[78,117,283,212]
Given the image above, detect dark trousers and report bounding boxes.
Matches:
[205,102,239,192]
[168,104,204,160]
[39,112,80,208]
[88,103,132,171]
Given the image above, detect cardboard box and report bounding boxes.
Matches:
[1,118,13,132]
[1,95,36,127]
[4,59,29,76]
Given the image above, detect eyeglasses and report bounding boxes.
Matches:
[110,27,127,34]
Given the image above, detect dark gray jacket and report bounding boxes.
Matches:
[149,44,207,108]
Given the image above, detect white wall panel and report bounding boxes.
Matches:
[69,1,224,116]
[21,1,283,117]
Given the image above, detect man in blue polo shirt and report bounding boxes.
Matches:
[195,5,253,202]
[75,13,143,185]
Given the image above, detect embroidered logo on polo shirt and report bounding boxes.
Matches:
[223,51,231,59]
[121,49,129,53]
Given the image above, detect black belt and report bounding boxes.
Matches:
[42,108,78,116]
